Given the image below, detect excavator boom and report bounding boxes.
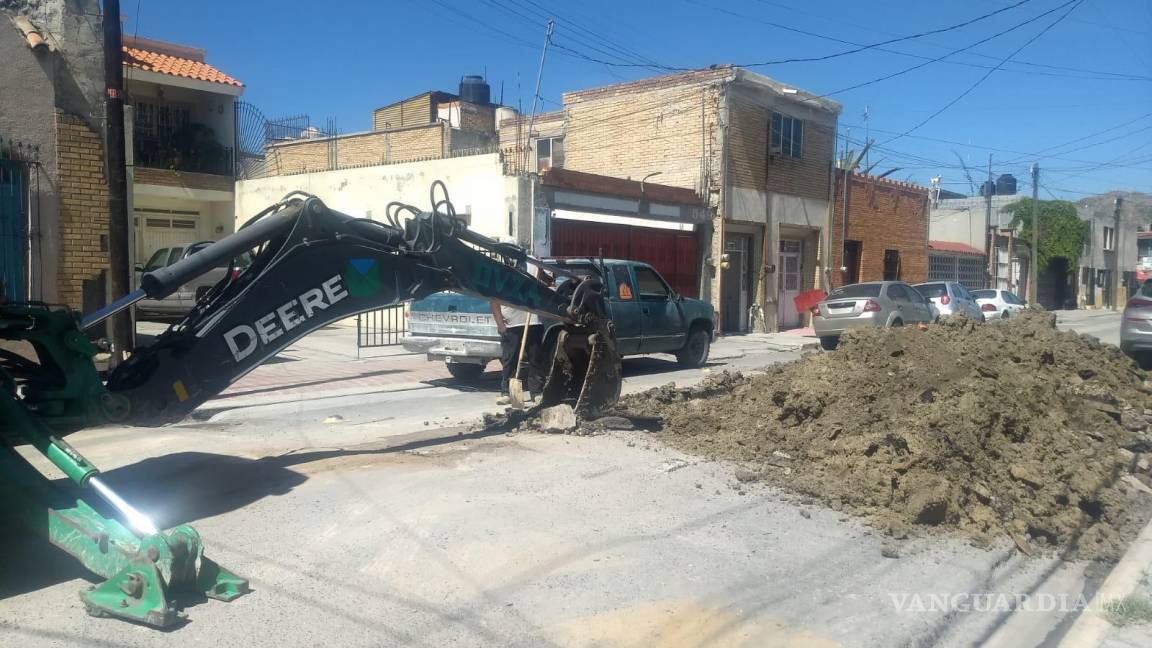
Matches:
[0,183,620,627]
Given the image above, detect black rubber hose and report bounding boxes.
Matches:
[141,203,302,299]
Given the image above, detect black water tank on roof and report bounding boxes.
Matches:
[459,75,491,105]
[996,174,1017,196]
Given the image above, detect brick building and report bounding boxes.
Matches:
[264,76,514,176]
[501,67,841,332]
[830,171,930,289]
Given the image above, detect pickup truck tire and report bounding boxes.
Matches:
[446,362,486,381]
[676,328,711,368]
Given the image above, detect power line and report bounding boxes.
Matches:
[814,0,1082,101]
[746,0,1150,81]
[1001,111,1152,164]
[698,0,1039,67]
[880,0,1084,144]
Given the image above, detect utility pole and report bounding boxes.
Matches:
[522,19,554,174]
[103,0,132,362]
[1028,163,1039,304]
[1114,196,1124,310]
[985,154,994,289]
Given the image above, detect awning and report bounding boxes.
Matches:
[552,209,695,232]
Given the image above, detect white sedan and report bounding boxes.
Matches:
[971,289,1027,319]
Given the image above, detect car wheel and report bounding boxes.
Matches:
[676,327,711,368]
[890,318,904,328]
[1002,310,1010,319]
[819,336,839,351]
[446,362,485,381]
[1139,353,1152,371]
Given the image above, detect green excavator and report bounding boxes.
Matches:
[0,183,621,627]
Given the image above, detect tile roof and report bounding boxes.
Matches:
[122,43,242,87]
[928,240,986,256]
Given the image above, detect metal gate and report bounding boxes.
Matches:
[0,159,26,301]
[356,304,409,348]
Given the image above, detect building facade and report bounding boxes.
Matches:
[1,0,107,309]
[261,77,513,177]
[123,36,244,273]
[502,67,841,333]
[830,171,930,289]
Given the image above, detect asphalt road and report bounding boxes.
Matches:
[0,318,1136,647]
[1056,309,1121,347]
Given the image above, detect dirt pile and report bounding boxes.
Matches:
[620,311,1152,560]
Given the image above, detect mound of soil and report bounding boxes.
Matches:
[620,311,1152,560]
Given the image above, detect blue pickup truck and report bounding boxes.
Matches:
[402,258,715,380]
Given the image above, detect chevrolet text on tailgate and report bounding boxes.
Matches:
[402,258,716,380]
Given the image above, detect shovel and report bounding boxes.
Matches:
[508,313,533,409]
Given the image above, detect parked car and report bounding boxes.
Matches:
[971,289,1027,319]
[1121,280,1152,369]
[402,258,716,379]
[913,281,985,321]
[812,281,936,350]
[135,241,253,318]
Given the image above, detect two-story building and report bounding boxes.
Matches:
[502,67,842,333]
[122,36,243,270]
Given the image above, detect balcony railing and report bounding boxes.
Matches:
[133,125,233,177]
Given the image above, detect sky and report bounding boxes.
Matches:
[127,0,1152,200]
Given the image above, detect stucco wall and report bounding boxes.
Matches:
[1,0,106,302]
[235,153,523,241]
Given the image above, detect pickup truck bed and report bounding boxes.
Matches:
[402,258,715,379]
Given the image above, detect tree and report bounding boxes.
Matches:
[1003,198,1088,273]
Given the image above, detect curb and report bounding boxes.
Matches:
[1058,510,1152,647]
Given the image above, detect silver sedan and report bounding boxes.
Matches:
[812,281,936,350]
[1121,280,1152,369]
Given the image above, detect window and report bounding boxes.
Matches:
[535,136,564,172]
[634,266,671,300]
[886,284,909,301]
[915,283,948,299]
[770,112,804,158]
[828,283,880,298]
[971,289,997,300]
[611,265,634,301]
[142,248,171,272]
[1103,226,1116,251]
[883,249,901,281]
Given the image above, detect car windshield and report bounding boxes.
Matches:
[1140,280,1152,299]
[827,284,881,298]
[971,289,997,299]
[914,283,948,298]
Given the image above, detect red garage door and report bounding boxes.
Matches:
[551,219,700,298]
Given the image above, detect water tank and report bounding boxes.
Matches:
[996,173,1017,196]
[980,180,996,197]
[459,75,491,105]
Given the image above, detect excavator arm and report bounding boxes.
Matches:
[0,183,619,628]
[104,184,619,425]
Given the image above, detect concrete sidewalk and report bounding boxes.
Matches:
[718,327,821,353]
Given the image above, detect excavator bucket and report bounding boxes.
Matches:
[540,328,621,418]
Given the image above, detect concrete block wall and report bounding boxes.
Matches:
[561,69,729,193]
[831,171,930,288]
[265,123,447,175]
[55,111,109,309]
[728,83,836,199]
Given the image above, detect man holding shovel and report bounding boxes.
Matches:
[492,302,544,406]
